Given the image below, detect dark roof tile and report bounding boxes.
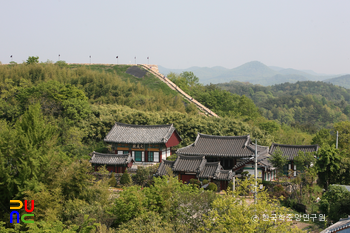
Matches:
[215,170,235,181]
[155,160,175,176]
[198,162,221,179]
[104,122,179,144]
[269,143,319,160]
[172,155,206,173]
[90,151,133,165]
[177,133,265,158]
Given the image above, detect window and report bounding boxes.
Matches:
[135,151,142,162]
[154,152,159,162]
[148,152,154,162]
[123,151,129,154]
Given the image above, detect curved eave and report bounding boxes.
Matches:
[104,139,165,144]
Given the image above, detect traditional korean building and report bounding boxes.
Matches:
[232,154,276,181]
[269,143,319,177]
[155,155,234,191]
[176,133,268,170]
[104,122,182,166]
[90,151,134,173]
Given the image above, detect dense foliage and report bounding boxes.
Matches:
[217,80,350,132]
[168,71,261,119]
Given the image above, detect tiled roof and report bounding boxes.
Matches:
[269,143,319,160]
[90,151,133,165]
[320,217,350,233]
[177,133,266,158]
[232,154,275,171]
[258,154,274,169]
[198,162,222,179]
[155,157,234,181]
[104,122,179,144]
[247,144,269,156]
[215,170,235,181]
[233,157,254,170]
[173,155,206,173]
[155,160,175,176]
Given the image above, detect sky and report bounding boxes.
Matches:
[1,0,350,74]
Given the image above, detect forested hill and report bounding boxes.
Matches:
[323,74,350,89]
[217,80,350,132]
[0,61,318,150]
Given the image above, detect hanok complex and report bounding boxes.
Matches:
[89,122,319,191]
[104,122,181,165]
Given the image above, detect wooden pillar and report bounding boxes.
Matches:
[145,151,148,162]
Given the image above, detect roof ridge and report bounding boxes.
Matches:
[198,133,250,139]
[93,151,130,157]
[271,143,319,148]
[244,134,250,147]
[162,124,175,142]
[193,133,201,146]
[115,122,173,128]
[178,155,205,160]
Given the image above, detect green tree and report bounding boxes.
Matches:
[134,167,149,187]
[201,178,301,232]
[237,95,261,119]
[206,182,217,192]
[258,120,280,134]
[316,145,342,190]
[319,185,350,222]
[311,128,334,148]
[120,170,132,186]
[294,151,316,172]
[0,104,57,202]
[26,56,39,64]
[268,147,288,180]
[334,121,350,152]
[109,172,117,187]
[117,211,173,233]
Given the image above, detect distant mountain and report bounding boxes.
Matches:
[269,66,285,71]
[159,61,341,86]
[323,74,350,89]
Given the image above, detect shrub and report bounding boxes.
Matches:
[261,180,272,186]
[273,184,284,193]
[228,180,237,191]
[202,179,209,185]
[134,167,149,187]
[120,170,132,186]
[272,184,288,199]
[189,178,201,188]
[109,172,117,187]
[55,60,68,67]
[206,183,217,192]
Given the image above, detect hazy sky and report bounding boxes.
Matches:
[1,0,349,74]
